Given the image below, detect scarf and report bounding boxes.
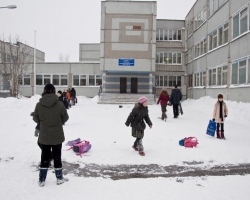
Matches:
[219,101,223,121]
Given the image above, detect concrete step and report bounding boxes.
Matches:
[98,93,156,104]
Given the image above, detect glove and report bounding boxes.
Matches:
[30,112,34,117]
[224,115,227,118]
[212,118,215,122]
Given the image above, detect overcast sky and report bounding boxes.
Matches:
[0,0,196,62]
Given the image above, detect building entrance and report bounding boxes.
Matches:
[120,77,127,93]
[131,78,138,93]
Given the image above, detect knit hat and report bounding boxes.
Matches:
[218,94,223,99]
[138,96,147,104]
[44,83,55,94]
[162,87,167,91]
[57,90,62,95]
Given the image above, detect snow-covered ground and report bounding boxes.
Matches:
[0,95,250,200]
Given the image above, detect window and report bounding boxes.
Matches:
[212,30,217,49]
[233,14,240,38]
[156,29,159,41]
[168,53,172,64]
[231,58,248,85]
[155,76,159,86]
[169,76,173,87]
[36,75,42,85]
[96,75,102,86]
[177,76,181,86]
[44,75,51,85]
[164,53,168,64]
[188,74,193,87]
[169,30,173,40]
[73,75,79,86]
[240,7,248,34]
[178,30,181,40]
[239,60,246,84]
[80,75,86,86]
[159,29,163,40]
[164,76,168,86]
[222,65,227,85]
[232,62,238,84]
[23,74,30,85]
[89,75,95,86]
[209,34,213,51]
[173,30,177,40]
[218,26,223,46]
[177,53,182,64]
[61,75,68,85]
[173,53,177,64]
[200,41,204,55]
[159,53,163,63]
[195,73,200,86]
[223,22,229,44]
[204,38,207,53]
[217,67,222,85]
[53,75,59,86]
[202,71,206,87]
[164,30,168,40]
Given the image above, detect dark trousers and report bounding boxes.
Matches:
[216,123,224,131]
[161,105,167,119]
[40,144,62,168]
[173,104,179,117]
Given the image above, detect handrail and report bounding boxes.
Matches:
[98,85,102,97]
[153,86,156,102]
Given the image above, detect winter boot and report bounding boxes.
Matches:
[132,145,139,151]
[55,168,69,185]
[139,151,145,156]
[216,131,221,139]
[39,168,48,187]
[221,130,226,140]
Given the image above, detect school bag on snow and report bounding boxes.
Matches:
[65,139,91,157]
[179,137,199,148]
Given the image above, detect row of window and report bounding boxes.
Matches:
[156,52,182,64]
[208,21,228,51]
[1,53,18,63]
[155,75,181,87]
[192,57,250,87]
[156,29,182,41]
[194,38,207,58]
[19,74,103,86]
[194,6,207,30]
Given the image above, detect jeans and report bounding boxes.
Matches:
[173,104,179,117]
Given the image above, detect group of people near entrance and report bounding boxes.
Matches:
[31,83,228,187]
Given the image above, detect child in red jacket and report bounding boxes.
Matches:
[157,87,170,121]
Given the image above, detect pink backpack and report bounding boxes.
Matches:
[66,140,91,157]
[184,137,198,148]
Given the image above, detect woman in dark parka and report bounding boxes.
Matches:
[33,83,69,187]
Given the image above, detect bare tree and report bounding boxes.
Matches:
[58,53,69,62]
[0,35,33,97]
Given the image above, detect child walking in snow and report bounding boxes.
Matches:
[212,94,228,140]
[157,87,170,121]
[125,96,153,156]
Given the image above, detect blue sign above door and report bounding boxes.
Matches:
[118,58,134,66]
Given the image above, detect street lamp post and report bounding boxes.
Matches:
[0,5,17,9]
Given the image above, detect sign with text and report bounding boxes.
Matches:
[118,58,134,66]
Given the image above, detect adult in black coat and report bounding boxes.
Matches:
[170,85,182,118]
[125,96,152,156]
